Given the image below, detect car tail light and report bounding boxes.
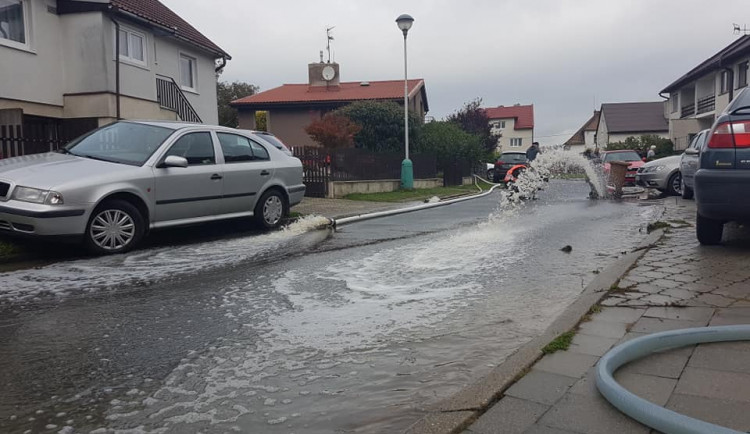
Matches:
[707,121,750,148]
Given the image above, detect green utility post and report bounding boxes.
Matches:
[397,14,414,190]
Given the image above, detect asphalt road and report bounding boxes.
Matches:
[0,180,663,434]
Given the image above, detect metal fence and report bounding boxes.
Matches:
[329,148,437,181]
[0,124,67,158]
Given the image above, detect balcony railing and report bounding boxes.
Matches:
[156,76,202,123]
[696,94,716,114]
[680,103,695,118]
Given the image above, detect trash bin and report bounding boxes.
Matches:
[608,161,630,198]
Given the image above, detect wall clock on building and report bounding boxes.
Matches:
[322,65,335,81]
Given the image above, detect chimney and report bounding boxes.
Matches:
[308,61,340,88]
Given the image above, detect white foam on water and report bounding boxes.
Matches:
[0,216,332,303]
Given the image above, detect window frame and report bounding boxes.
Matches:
[179,53,198,93]
[116,25,147,67]
[738,61,748,89]
[217,132,255,163]
[0,0,31,52]
[164,131,216,166]
[671,93,679,113]
[719,70,730,95]
[509,138,522,147]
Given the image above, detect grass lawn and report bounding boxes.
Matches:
[344,180,494,203]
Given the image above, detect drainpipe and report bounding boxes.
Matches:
[110,17,121,120]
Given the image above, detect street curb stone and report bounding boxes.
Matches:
[404,228,666,434]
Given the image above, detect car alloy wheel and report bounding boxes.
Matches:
[90,209,136,251]
[263,195,283,226]
[669,172,682,196]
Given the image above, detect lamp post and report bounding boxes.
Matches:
[396,13,414,189]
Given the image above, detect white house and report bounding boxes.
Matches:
[661,35,750,150]
[0,0,230,156]
[595,102,668,149]
[563,110,600,153]
[484,104,534,153]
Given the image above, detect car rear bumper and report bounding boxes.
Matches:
[695,169,750,221]
[0,201,89,237]
[287,184,306,207]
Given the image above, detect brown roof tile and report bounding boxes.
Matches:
[112,0,229,58]
[600,102,667,133]
[483,105,534,129]
[564,110,600,146]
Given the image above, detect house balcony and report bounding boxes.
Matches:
[696,94,715,115]
[681,103,695,118]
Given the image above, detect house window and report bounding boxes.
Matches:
[180,54,197,92]
[738,61,748,89]
[118,27,146,65]
[671,94,678,113]
[0,0,29,49]
[510,138,522,147]
[500,120,506,128]
[720,70,730,94]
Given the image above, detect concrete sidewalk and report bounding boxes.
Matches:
[464,197,750,433]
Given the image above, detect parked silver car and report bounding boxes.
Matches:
[0,121,305,254]
[679,129,709,199]
[635,155,682,196]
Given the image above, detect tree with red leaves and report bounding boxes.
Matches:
[305,113,362,150]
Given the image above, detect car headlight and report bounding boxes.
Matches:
[12,186,64,205]
[653,165,668,172]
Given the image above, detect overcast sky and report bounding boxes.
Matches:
[164,0,746,145]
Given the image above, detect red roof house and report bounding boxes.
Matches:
[483,104,535,153]
[231,62,429,147]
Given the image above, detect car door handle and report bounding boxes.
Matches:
[260,170,270,176]
[210,174,223,180]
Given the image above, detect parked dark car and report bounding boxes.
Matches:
[493,152,528,182]
[694,88,750,244]
[679,129,709,199]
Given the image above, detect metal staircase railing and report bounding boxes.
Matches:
[156,75,202,123]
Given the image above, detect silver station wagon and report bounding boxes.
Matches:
[0,121,305,254]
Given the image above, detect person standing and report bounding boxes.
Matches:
[647,145,656,160]
[526,141,540,162]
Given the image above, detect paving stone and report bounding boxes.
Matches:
[731,299,750,307]
[568,367,598,397]
[713,282,750,299]
[688,343,750,374]
[569,334,619,357]
[695,293,735,307]
[669,273,698,283]
[466,396,549,434]
[650,279,682,289]
[621,274,652,284]
[504,370,578,406]
[617,279,638,288]
[666,394,750,432]
[595,307,645,323]
[612,371,677,406]
[637,294,679,306]
[618,345,694,379]
[709,307,750,325]
[522,424,577,434]
[679,281,718,293]
[537,391,650,434]
[629,317,706,333]
[641,271,669,279]
[674,367,750,402]
[642,306,714,323]
[534,352,599,379]
[629,284,663,294]
[577,320,628,339]
[659,288,695,300]
[600,297,624,307]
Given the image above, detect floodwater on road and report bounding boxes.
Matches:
[0,181,662,434]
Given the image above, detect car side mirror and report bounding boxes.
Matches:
[684,148,699,155]
[162,155,188,168]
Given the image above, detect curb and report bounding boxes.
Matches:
[404,228,667,434]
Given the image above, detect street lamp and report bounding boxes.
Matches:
[396,13,414,189]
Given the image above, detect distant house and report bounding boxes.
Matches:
[595,102,668,149]
[231,62,429,148]
[0,0,230,157]
[660,35,750,150]
[563,110,600,153]
[484,104,534,153]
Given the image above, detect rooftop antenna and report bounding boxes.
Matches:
[325,26,335,63]
[319,50,324,63]
[733,23,749,35]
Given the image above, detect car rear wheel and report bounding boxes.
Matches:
[84,200,145,254]
[681,179,694,199]
[696,212,723,245]
[666,172,681,196]
[487,169,494,181]
[254,189,288,229]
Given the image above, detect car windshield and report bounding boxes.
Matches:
[500,153,527,163]
[65,122,175,166]
[604,151,641,162]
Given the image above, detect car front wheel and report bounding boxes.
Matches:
[666,172,681,196]
[696,212,723,245]
[255,189,288,229]
[84,200,145,254]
